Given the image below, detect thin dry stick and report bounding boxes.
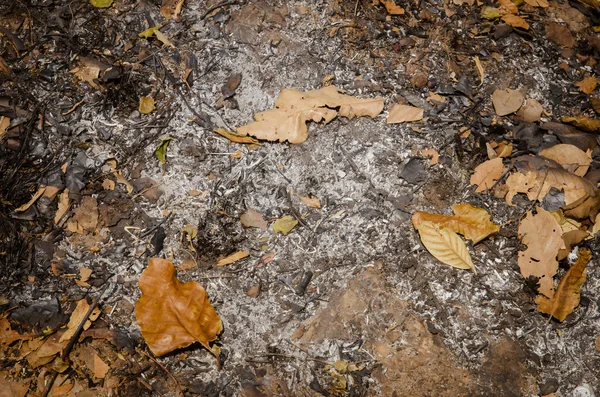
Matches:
[139,350,185,397]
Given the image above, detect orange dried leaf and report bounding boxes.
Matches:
[412,203,500,244]
[518,208,564,298]
[415,221,475,272]
[299,195,321,208]
[470,158,507,193]
[214,128,258,144]
[419,148,439,165]
[575,77,598,95]
[382,0,405,14]
[536,248,591,321]
[216,251,249,267]
[561,116,600,132]
[135,258,223,363]
[502,14,529,29]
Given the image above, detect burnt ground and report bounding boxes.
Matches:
[1,0,600,396]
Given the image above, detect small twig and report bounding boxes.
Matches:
[41,284,111,397]
[139,350,185,397]
[140,212,174,238]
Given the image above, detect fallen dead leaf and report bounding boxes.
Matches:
[135,258,222,363]
[272,215,298,235]
[420,148,439,165]
[502,14,529,29]
[161,0,185,19]
[524,0,548,7]
[299,195,321,208]
[240,209,268,230]
[387,104,424,123]
[495,141,512,158]
[536,248,591,321]
[75,267,93,287]
[237,85,384,144]
[93,353,110,379]
[415,221,476,272]
[517,98,543,122]
[139,96,155,114]
[0,116,9,141]
[426,92,446,103]
[0,373,29,397]
[1,317,30,346]
[67,197,99,234]
[558,230,589,261]
[539,144,591,176]
[561,115,600,132]
[518,207,564,298]
[14,186,46,212]
[492,89,524,116]
[69,57,108,89]
[90,0,113,7]
[214,128,259,144]
[54,189,70,224]
[575,76,598,95]
[382,0,405,14]
[470,158,507,193]
[216,251,249,267]
[412,203,500,244]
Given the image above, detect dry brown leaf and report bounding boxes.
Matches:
[561,115,600,132]
[516,98,543,122]
[502,14,530,29]
[518,208,564,298]
[492,88,524,116]
[14,186,46,212]
[139,96,155,114]
[536,248,591,321]
[0,317,31,346]
[161,0,185,19]
[420,148,439,165]
[0,373,29,397]
[387,104,424,123]
[216,251,249,267]
[497,0,518,13]
[495,141,512,158]
[214,128,259,144]
[237,85,384,144]
[75,267,93,287]
[412,203,500,244]
[558,230,589,260]
[470,158,507,193]
[67,197,99,234]
[473,56,485,86]
[0,116,9,141]
[539,144,591,176]
[54,188,70,224]
[69,57,108,89]
[575,76,598,95]
[299,195,321,208]
[59,299,101,343]
[426,92,446,103]
[93,353,110,379]
[27,332,68,368]
[524,0,548,7]
[43,186,61,200]
[382,0,405,14]
[240,209,268,230]
[135,258,222,363]
[415,221,475,272]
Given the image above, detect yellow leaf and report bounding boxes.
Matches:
[236,85,384,144]
[470,158,507,193]
[216,251,249,266]
[412,203,500,244]
[536,248,591,321]
[139,26,160,38]
[561,116,600,132]
[0,116,9,141]
[135,258,222,364]
[90,0,113,7]
[415,221,476,272]
[387,104,424,123]
[139,96,155,114]
[272,215,298,235]
[481,6,501,19]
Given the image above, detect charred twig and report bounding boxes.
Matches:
[200,0,238,20]
[41,283,111,397]
[139,350,185,397]
[140,212,174,238]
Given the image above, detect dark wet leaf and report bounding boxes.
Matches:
[400,158,426,184]
[151,225,166,255]
[66,151,88,201]
[541,187,565,212]
[541,122,598,151]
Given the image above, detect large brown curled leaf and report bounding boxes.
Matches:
[518,208,564,299]
[135,258,223,364]
[236,85,384,144]
[412,203,500,244]
[415,221,475,273]
[538,144,591,177]
[470,158,507,193]
[536,248,591,321]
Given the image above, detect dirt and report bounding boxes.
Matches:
[2,0,600,396]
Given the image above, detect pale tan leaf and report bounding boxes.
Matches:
[524,0,548,7]
[387,104,424,123]
[412,203,500,244]
[0,116,10,141]
[54,189,70,224]
[470,158,507,193]
[237,86,384,144]
[536,248,591,321]
[516,98,543,122]
[416,221,475,272]
[0,373,29,397]
[518,207,564,298]
[154,30,174,47]
[299,196,321,208]
[539,144,591,176]
[419,148,439,165]
[492,88,524,116]
[59,299,101,343]
[502,14,530,29]
[557,230,589,260]
[135,258,222,363]
[240,209,268,230]
[93,353,110,379]
[216,251,249,267]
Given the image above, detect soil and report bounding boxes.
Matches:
[1,0,600,396]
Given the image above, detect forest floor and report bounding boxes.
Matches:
[1,0,600,396]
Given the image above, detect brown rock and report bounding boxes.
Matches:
[546,22,576,48]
